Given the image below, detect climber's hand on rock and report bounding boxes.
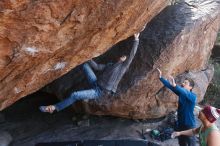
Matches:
[156,68,162,78]
[134,33,140,40]
[140,24,146,32]
[168,75,176,87]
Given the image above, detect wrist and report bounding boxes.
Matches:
[192,129,195,135]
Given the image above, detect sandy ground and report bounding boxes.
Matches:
[0,92,218,146]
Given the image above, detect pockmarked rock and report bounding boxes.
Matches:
[45,0,220,119]
[0,0,168,110]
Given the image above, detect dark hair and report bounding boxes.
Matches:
[185,78,195,89]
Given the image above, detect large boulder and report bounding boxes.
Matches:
[0,0,168,110]
[45,0,220,119]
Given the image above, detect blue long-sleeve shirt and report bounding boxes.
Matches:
[160,77,196,128]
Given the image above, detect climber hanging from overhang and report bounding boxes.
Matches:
[39,26,146,114]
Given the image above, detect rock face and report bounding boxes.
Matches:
[45,0,220,119]
[0,0,168,110]
[0,131,12,146]
[155,66,214,117]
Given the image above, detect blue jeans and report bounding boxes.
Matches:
[55,63,103,111]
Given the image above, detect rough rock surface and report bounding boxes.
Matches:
[45,0,220,119]
[0,0,168,110]
[156,66,214,116]
[0,131,12,146]
[0,93,185,146]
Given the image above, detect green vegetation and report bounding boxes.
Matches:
[216,32,220,45]
[203,82,220,108]
[203,63,220,108]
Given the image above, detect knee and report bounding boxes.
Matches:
[70,92,77,100]
[83,63,89,70]
[70,92,81,100]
